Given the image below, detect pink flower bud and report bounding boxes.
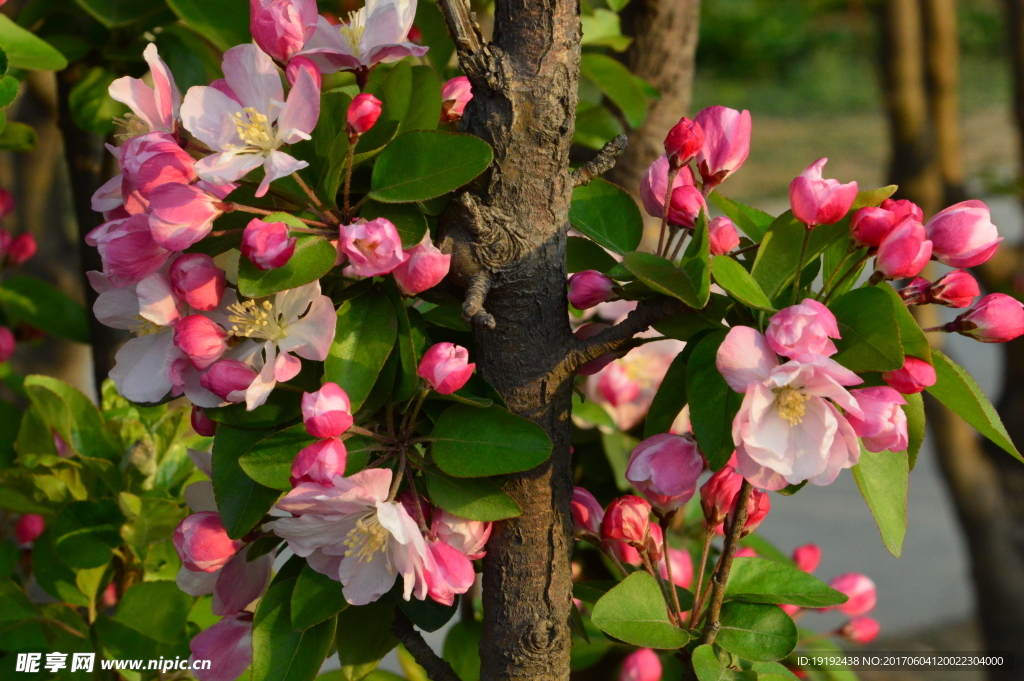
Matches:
[598,362,640,407]
[347,93,383,136]
[250,0,319,62]
[735,547,758,558]
[0,187,14,219]
[639,155,695,219]
[286,56,322,89]
[118,132,197,206]
[700,465,741,529]
[169,253,226,311]
[626,434,704,514]
[848,386,908,453]
[93,215,171,287]
[664,116,704,170]
[766,298,841,358]
[608,521,663,566]
[174,315,229,370]
[432,509,491,559]
[571,487,604,538]
[925,199,1002,268]
[948,293,1024,343]
[392,234,451,295]
[301,382,353,438]
[441,76,473,123]
[789,158,859,228]
[147,183,230,251]
[928,269,979,308]
[850,206,896,248]
[100,582,119,609]
[338,218,407,277]
[575,323,617,375]
[424,537,476,606]
[418,342,475,394]
[201,359,259,402]
[659,547,693,589]
[15,514,45,545]
[568,270,616,309]
[173,511,243,572]
[290,437,347,486]
[191,406,217,437]
[875,218,932,279]
[4,232,35,267]
[0,326,14,363]
[792,544,821,573]
[667,184,707,229]
[728,486,770,538]
[601,495,652,548]
[880,198,923,223]
[620,648,662,681]
[840,615,880,644]
[694,106,752,190]
[829,573,877,615]
[708,216,741,255]
[882,356,936,394]
[241,218,297,271]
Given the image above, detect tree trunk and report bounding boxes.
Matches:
[1005,0,1024,187]
[921,0,968,205]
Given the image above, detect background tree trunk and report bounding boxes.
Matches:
[921,0,968,205]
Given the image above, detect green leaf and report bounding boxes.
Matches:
[239,424,317,491]
[716,601,798,661]
[398,593,458,633]
[414,1,455,74]
[926,349,1021,461]
[114,581,192,645]
[0,15,67,71]
[361,200,428,248]
[369,130,492,203]
[878,283,931,362]
[23,375,117,459]
[118,492,185,553]
[0,76,19,109]
[253,579,338,681]
[851,185,898,209]
[165,0,250,51]
[851,444,908,557]
[238,221,337,298]
[306,89,352,204]
[624,251,707,309]
[424,468,522,521]
[751,213,848,301]
[685,331,743,470]
[49,499,123,569]
[569,178,643,255]
[32,530,88,607]
[828,286,904,372]
[725,557,848,607]
[711,256,776,312]
[580,53,647,127]
[590,572,689,648]
[0,400,20,467]
[326,290,399,412]
[212,426,282,539]
[904,391,925,470]
[384,283,426,403]
[644,345,690,438]
[691,645,758,681]
[207,387,301,430]
[292,562,348,630]
[0,275,89,343]
[443,620,482,681]
[335,599,399,681]
[0,122,36,152]
[431,404,552,478]
[567,236,618,273]
[580,8,632,51]
[74,0,167,27]
[573,103,624,150]
[384,63,442,135]
[708,192,774,243]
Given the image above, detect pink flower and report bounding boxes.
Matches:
[191,406,217,437]
[441,76,472,122]
[875,218,932,279]
[664,116,704,169]
[3,233,35,267]
[609,521,663,566]
[169,254,226,311]
[418,342,475,394]
[91,214,171,287]
[766,299,841,358]
[392,234,451,295]
[729,486,771,537]
[639,155,695,219]
[201,359,259,402]
[0,187,14,218]
[829,573,876,615]
[792,544,821,573]
[708,216,740,255]
[571,487,604,538]
[850,206,896,248]
[0,326,14,363]
[431,509,491,560]
[928,269,979,308]
[180,44,320,197]
[925,199,1002,268]
[789,158,859,228]
[173,512,243,572]
[598,362,640,407]
[620,648,662,681]
[15,514,45,545]
[347,93,383,135]
[109,44,180,135]
[422,537,475,606]
[735,547,758,558]
[338,218,408,276]
[699,461,741,530]
[241,218,297,270]
[291,437,347,486]
[716,326,864,490]
[174,315,230,370]
[585,339,684,431]
[626,434,704,514]
[302,382,353,438]
[568,270,616,309]
[189,613,253,681]
[118,132,196,207]
[659,548,693,589]
[948,293,1024,343]
[882,356,936,394]
[694,106,752,189]
[250,0,319,62]
[601,495,652,549]
[286,56,322,89]
[847,386,908,453]
[840,616,880,644]
[147,182,232,251]
[880,198,923,223]
[667,184,707,229]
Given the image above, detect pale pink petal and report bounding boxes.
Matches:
[339,543,398,606]
[277,66,320,144]
[187,449,214,478]
[110,331,176,403]
[807,405,861,486]
[137,272,184,327]
[735,444,789,491]
[278,294,336,360]
[190,614,252,681]
[143,43,180,130]
[245,342,278,410]
[196,152,266,186]
[716,326,779,392]
[257,150,308,197]
[274,350,302,381]
[94,286,141,329]
[221,44,283,116]
[108,76,161,132]
[364,43,430,65]
[184,481,218,512]
[306,549,344,580]
[176,564,220,596]
[180,86,246,152]
[213,546,273,615]
[91,174,124,212]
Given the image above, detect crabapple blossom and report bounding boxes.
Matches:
[792,544,822,572]
[0,326,13,363]
[173,512,243,572]
[850,206,896,248]
[286,56,322,89]
[191,406,217,437]
[302,382,353,438]
[568,270,616,309]
[880,198,923,223]
[927,270,980,308]
[338,218,407,277]
[571,487,604,538]
[418,343,475,394]
[625,433,704,515]
[847,386,908,453]
[431,509,491,560]
[117,132,196,211]
[422,538,475,605]
[174,315,230,370]
[584,338,683,431]
[620,648,662,681]
[169,254,226,311]
[598,362,640,406]
[925,199,1002,268]
[601,495,652,549]
[708,216,741,255]
[765,299,841,359]
[0,187,13,218]
[694,106,752,189]
[392,233,451,295]
[840,616,881,644]
[946,293,1024,343]
[882,356,936,394]
[146,182,235,251]
[291,437,347,486]
[109,43,180,136]
[789,158,858,228]
[441,76,472,122]
[667,184,707,229]
[639,155,695,219]
[347,93,383,135]
[15,514,45,545]
[663,116,704,169]
[249,0,319,63]
[829,573,877,616]
[241,218,297,270]
[875,218,932,279]
[89,214,171,287]
[201,359,259,402]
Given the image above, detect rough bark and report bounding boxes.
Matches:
[921,0,968,205]
[1006,0,1024,193]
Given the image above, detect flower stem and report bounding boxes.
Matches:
[229,203,332,229]
[660,515,685,623]
[346,424,393,443]
[688,527,714,628]
[698,480,753,645]
[388,449,406,501]
[791,228,811,306]
[599,541,630,579]
[343,144,357,218]
[401,389,429,437]
[657,166,681,257]
[642,549,680,626]
[820,253,872,305]
[292,171,324,210]
[669,227,690,263]
[816,248,857,300]
[403,451,430,534]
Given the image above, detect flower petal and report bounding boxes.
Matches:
[221,44,283,116]
[716,326,778,392]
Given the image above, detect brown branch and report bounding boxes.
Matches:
[462,271,496,328]
[698,480,752,645]
[571,135,629,187]
[391,610,463,681]
[569,296,687,370]
[436,0,486,79]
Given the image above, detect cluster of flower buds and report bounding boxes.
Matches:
[699,462,771,536]
[337,218,451,295]
[291,382,354,486]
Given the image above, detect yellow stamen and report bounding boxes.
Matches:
[339,11,366,54]
[343,512,389,562]
[227,298,287,341]
[230,107,274,151]
[113,113,150,140]
[776,387,808,426]
[130,316,162,337]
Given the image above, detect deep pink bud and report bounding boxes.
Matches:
[789,158,859,228]
[441,76,473,123]
[875,218,932,279]
[620,648,662,681]
[664,117,704,170]
[424,537,476,606]
[880,198,923,223]
[598,362,640,407]
[840,616,880,644]
[191,406,217,437]
[286,56,322,90]
[571,487,604,538]
[708,216,740,255]
[173,512,243,572]
[338,218,407,277]
[766,299,841,358]
[100,582,118,609]
[925,199,1002,268]
[928,269,979,308]
[792,544,821,573]
[639,155,695,219]
[169,253,226,311]
[568,270,616,309]
[667,184,707,229]
[0,326,14,363]
[250,0,319,62]
[15,514,45,545]
[347,93,383,136]
[290,437,347,486]
[174,315,229,370]
[829,573,877,616]
[626,434,704,514]
[850,206,897,248]
[659,547,693,589]
[694,106,752,190]
[575,323,618,376]
[93,214,171,287]
[4,232,36,266]
[882,356,936,394]
[392,234,451,295]
[200,359,258,402]
[418,342,475,394]
[700,465,742,529]
[0,187,14,219]
[118,132,196,207]
[609,521,663,566]
[301,382,353,438]
[728,486,770,538]
[147,183,229,251]
[431,509,491,560]
[948,293,1024,343]
[600,495,652,548]
[847,386,908,453]
[241,218,296,271]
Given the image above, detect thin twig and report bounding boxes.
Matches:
[600,541,631,578]
[641,550,679,626]
[291,172,324,210]
[342,144,356,217]
[391,610,463,681]
[571,135,628,187]
[688,529,714,628]
[698,480,753,645]
[229,203,331,228]
[821,253,872,305]
[657,166,681,257]
[388,449,406,501]
[660,516,685,623]
[791,228,811,306]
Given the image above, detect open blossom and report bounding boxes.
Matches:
[639,155,695,219]
[599,362,640,406]
[441,76,473,122]
[418,342,475,394]
[626,434,704,515]
[250,0,320,63]
[847,386,908,453]
[947,293,1024,343]
[180,44,320,197]
[717,326,864,490]
[242,218,297,270]
[109,43,180,135]
[694,106,752,189]
[392,233,451,295]
[766,299,840,358]
[789,158,858,228]
[117,132,197,213]
[925,199,1002,268]
[882,356,936,394]
[431,509,491,560]
[338,218,408,277]
[584,338,684,431]
[571,487,604,538]
[291,437,347,486]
